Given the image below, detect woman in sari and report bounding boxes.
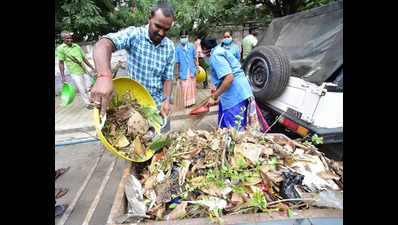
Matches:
[201,36,268,132]
[175,30,199,107]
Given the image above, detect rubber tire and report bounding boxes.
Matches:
[242,46,290,105]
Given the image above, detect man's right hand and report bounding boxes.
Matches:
[89,76,114,117]
[61,76,66,84]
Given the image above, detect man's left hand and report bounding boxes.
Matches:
[160,99,171,118]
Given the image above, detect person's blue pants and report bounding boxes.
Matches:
[218,99,248,130]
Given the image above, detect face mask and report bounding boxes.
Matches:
[180,38,188,45]
[223,37,232,45]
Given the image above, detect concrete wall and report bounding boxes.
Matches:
[55,25,266,95]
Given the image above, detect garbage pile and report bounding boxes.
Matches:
[102,91,164,161]
[117,127,343,224]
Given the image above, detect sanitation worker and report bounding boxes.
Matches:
[90,2,175,132]
[175,30,200,108]
[201,36,269,132]
[219,30,240,61]
[56,31,97,109]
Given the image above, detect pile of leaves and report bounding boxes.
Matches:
[127,127,343,223]
[102,91,165,161]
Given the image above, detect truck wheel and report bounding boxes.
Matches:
[242,46,290,104]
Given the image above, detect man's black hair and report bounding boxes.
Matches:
[249,24,259,33]
[180,30,188,36]
[151,1,174,18]
[197,32,207,40]
[201,36,217,50]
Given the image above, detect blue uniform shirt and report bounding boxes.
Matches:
[102,25,175,106]
[209,45,253,110]
[219,42,241,61]
[175,42,197,79]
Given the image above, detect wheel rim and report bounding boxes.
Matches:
[247,56,270,92]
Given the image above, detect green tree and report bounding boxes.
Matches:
[55,0,335,43]
[56,0,108,43]
[261,0,335,18]
[170,0,223,37]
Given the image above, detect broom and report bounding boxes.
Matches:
[172,78,184,111]
[189,94,213,128]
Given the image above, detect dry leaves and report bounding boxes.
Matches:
[165,202,188,220]
[132,136,146,158]
[316,171,340,180]
[127,110,149,137]
[115,135,129,148]
[231,192,244,206]
[127,127,343,222]
[234,143,263,165]
[147,203,166,219]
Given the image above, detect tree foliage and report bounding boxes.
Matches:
[261,0,334,18]
[55,0,108,43]
[55,0,336,43]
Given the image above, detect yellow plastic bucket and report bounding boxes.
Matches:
[93,77,159,162]
[196,66,206,83]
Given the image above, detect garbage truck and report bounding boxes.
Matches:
[242,1,343,160]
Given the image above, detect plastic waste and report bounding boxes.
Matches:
[280,171,305,203]
[186,197,227,211]
[170,197,182,204]
[114,175,149,224]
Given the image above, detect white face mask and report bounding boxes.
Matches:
[223,37,232,45]
[180,37,188,45]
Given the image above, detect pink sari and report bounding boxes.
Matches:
[180,69,196,107]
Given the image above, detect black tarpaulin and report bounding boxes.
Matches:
[258,1,343,85]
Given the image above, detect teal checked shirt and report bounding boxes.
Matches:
[103,25,176,106]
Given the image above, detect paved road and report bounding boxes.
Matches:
[55,141,126,225]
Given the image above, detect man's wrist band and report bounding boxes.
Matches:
[97,74,112,79]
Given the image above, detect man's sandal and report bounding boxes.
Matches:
[55,187,69,199]
[55,204,68,217]
[55,166,70,180]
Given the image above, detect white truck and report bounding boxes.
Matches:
[243,1,343,160]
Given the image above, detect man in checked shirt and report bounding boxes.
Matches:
[91,2,175,132]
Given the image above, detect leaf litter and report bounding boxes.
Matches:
[108,114,343,223]
[102,90,168,161]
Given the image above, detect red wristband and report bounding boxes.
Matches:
[97,74,112,79]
